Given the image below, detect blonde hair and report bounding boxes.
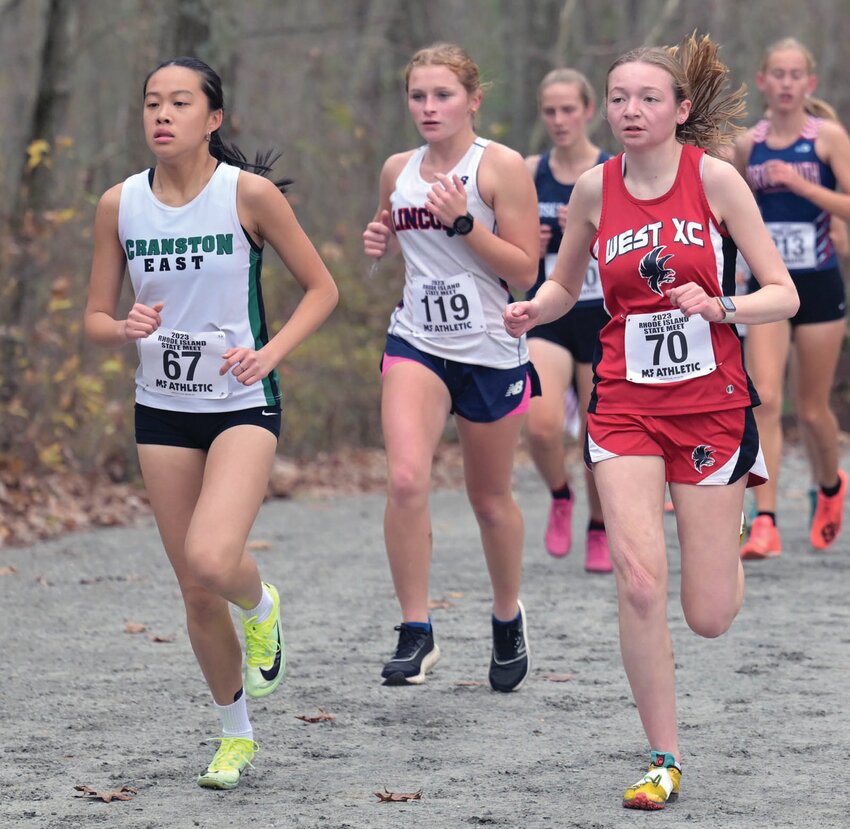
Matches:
[538,68,595,109]
[404,42,486,97]
[606,32,747,157]
[760,37,837,121]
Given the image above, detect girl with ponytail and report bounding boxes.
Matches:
[504,33,798,810]
[734,38,850,558]
[85,57,338,790]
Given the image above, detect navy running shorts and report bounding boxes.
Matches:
[527,303,610,364]
[748,267,846,327]
[135,403,281,450]
[381,333,541,423]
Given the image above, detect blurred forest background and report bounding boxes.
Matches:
[1,0,849,542]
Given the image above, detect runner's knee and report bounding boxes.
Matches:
[185,539,242,594]
[615,549,666,619]
[682,598,739,639]
[467,491,517,529]
[181,583,228,623]
[386,462,431,509]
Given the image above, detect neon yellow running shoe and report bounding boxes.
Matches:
[197,737,257,790]
[623,751,681,810]
[242,582,285,698]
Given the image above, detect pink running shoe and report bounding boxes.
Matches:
[544,498,573,558]
[585,529,613,573]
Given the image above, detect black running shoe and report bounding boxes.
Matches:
[381,623,441,686]
[488,600,530,692]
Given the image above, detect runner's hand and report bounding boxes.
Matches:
[666,284,724,322]
[363,210,394,258]
[426,173,468,228]
[557,204,569,231]
[124,302,163,340]
[221,346,275,385]
[538,224,552,258]
[503,300,541,338]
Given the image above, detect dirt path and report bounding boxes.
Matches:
[1,446,847,828]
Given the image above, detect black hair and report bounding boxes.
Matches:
[144,56,291,193]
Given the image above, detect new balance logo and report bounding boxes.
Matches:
[504,380,524,398]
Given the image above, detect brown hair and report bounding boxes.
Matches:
[404,42,486,96]
[759,37,837,121]
[538,68,595,109]
[606,32,747,157]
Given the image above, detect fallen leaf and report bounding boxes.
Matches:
[539,673,572,682]
[73,784,138,802]
[247,539,272,550]
[0,565,17,576]
[453,680,482,687]
[26,138,51,171]
[124,622,147,634]
[427,597,451,610]
[446,591,464,599]
[294,708,336,723]
[374,788,421,803]
[35,575,51,586]
[148,633,176,643]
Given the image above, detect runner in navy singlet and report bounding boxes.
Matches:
[733,38,850,557]
[523,69,613,572]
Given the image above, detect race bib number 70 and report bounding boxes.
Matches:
[624,310,716,384]
[139,327,229,398]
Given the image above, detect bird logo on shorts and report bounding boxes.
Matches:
[692,444,716,473]
[638,245,676,296]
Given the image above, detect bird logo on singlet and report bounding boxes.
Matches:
[692,444,716,473]
[638,245,676,296]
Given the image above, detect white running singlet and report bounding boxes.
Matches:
[388,139,529,368]
[118,163,281,412]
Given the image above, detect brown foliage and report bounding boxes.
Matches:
[73,785,137,802]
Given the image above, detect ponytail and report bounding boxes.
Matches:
[208,134,292,193]
[671,33,747,156]
[606,32,746,158]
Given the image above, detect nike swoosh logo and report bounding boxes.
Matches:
[259,625,282,681]
[261,409,277,417]
[491,649,527,666]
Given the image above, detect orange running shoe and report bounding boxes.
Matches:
[810,470,847,550]
[740,515,781,559]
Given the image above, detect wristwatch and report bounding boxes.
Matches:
[446,213,474,237]
[717,295,736,323]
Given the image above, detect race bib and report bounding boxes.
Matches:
[409,272,486,337]
[544,254,604,302]
[766,222,816,269]
[624,310,716,384]
[139,327,229,398]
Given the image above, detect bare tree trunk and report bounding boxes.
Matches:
[0,0,75,428]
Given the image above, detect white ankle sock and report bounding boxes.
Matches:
[243,584,273,623]
[214,689,253,740]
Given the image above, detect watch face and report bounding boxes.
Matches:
[719,296,736,312]
[453,214,474,235]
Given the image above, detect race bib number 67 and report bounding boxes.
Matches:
[139,327,229,398]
